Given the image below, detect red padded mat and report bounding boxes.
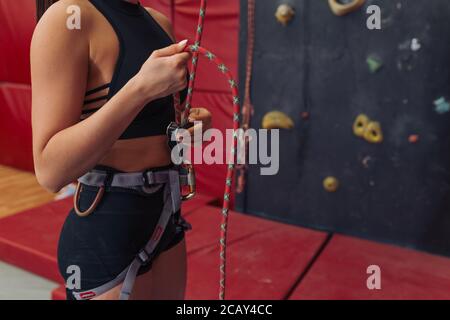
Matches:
[290,235,450,300]
[185,207,329,300]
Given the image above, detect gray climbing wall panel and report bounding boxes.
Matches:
[237,0,450,256]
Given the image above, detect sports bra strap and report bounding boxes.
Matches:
[85,83,111,97]
[84,95,109,105]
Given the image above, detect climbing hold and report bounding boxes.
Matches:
[399,38,422,52]
[301,111,310,120]
[262,111,294,130]
[275,4,295,26]
[362,155,373,169]
[353,114,370,138]
[367,55,383,73]
[323,176,339,193]
[328,0,366,16]
[410,38,421,52]
[434,97,450,114]
[363,121,383,144]
[409,134,419,144]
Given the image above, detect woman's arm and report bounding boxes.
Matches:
[32,1,189,192]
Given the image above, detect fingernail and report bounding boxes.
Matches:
[178,39,188,47]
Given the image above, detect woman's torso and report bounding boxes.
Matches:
[84,0,177,172]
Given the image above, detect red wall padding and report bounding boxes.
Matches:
[0,0,36,171]
[0,0,35,84]
[0,0,239,198]
[0,83,33,170]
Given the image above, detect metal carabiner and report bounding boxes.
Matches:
[181,163,196,201]
[73,182,105,217]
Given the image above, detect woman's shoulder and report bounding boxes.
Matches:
[31,0,91,60]
[33,0,94,37]
[143,7,175,41]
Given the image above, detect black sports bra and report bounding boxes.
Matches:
[82,0,188,140]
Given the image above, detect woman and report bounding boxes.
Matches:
[31,0,211,300]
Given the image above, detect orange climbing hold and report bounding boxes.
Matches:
[409,134,419,144]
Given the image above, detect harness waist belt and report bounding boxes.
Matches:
[78,169,189,188]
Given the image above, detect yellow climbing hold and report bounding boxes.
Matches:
[323,176,339,193]
[275,4,295,26]
[364,121,384,144]
[353,114,370,138]
[262,111,294,130]
[328,0,366,16]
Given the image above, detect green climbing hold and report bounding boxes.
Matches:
[367,55,383,73]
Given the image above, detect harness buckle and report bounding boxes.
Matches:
[137,249,152,266]
[142,171,150,186]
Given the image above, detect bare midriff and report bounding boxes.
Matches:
[98,136,172,172]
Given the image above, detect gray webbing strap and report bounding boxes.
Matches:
[72,169,181,300]
[78,170,188,188]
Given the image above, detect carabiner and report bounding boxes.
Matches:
[181,164,196,201]
[73,182,105,217]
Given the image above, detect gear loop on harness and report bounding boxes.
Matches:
[73,182,105,217]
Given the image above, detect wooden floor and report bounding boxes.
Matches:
[0,165,55,219]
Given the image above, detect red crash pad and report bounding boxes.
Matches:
[0,193,216,283]
[290,235,450,300]
[51,285,66,300]
[185,207,329,300]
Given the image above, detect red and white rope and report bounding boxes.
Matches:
[173,0,241,300]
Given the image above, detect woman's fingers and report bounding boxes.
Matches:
[151,39,187,58]
[188,108,212,135]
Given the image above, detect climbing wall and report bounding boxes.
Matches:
[237,0,450,256]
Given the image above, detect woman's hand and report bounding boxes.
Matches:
[133,40,191,104]
[186,107,213,136]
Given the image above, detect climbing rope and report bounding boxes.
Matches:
[236,0,255,193]
[173,0,241,300]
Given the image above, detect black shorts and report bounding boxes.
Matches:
[57,165,189,300]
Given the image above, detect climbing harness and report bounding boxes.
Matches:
[72,166,191,300]
[73,0,241,300]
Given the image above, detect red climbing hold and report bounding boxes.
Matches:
[409,134,419,144]
[301,111,310,120]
